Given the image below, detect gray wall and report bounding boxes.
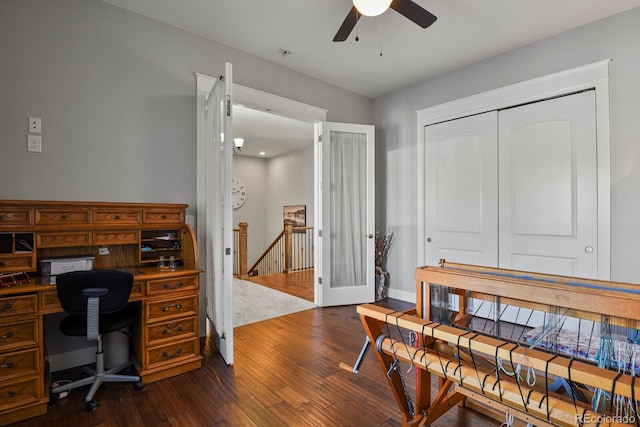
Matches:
[373,7,640,298]
[0,0,371,208]
[232,156,268,267]
[265,146,315,241]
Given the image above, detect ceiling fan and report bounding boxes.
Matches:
[333,0,437,42]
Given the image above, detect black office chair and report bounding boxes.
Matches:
[50,270,143,411]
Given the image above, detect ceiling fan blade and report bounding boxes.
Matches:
[390,0,437,28]
[333,6,360,42]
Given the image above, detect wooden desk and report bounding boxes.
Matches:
[0,200,202,425]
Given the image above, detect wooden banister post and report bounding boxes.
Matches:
[284,220,293,273]
[238,222,248,276]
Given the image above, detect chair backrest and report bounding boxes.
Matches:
[56,270,133,315]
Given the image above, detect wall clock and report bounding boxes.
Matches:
[232,177,246,209]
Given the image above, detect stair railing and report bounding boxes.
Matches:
[248,220,314,276]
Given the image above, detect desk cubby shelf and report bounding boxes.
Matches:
[139,229,182,264]
[0,232,35,273]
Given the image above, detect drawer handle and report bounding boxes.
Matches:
[0,261,5,267]
[0,215,3,220]
[162,326,183,335]
[114,215,120,219]
[0,303,12,312]
[162,281,183,290]
[1,332,14,339]
[161,214,167,219]
[0,362,14,369]
[162,348,183,359]
[61,214,68,219]
[3,391,15,398]
[161,303,182,312]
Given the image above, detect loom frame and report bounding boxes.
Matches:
[357,262,640,427]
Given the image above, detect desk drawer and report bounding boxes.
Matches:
[146,276,197,296]
[35,209,90,225]
[0,348,39,381]
[142,210,184,224]
[146,316,197,346]
[144,337,198,370]
[0,208,32,227]
[0,319,38,353]
[39,290,61,312]
[93,230,139,246]
[0,253,36,273]
[41,285,140,311]
[0,295,37,318]
[92,209,142,225]
[37,232,91,248]
[145,295,197,323]
[0,376,39,413]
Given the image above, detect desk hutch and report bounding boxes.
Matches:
[0,200,202,425]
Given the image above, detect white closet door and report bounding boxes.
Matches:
[425,111,498,268]
[498,91,598,278]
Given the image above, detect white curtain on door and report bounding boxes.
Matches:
[329,130,367,288]
[203,79,225,333]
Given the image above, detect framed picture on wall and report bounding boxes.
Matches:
[283,205,306,229]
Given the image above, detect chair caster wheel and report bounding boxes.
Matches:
[86,400,98,411]
[134,381,144,391]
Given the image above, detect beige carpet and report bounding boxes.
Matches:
[232,278,316,327]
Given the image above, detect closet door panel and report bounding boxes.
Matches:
[498,91,598,278]
[424,111,498,268]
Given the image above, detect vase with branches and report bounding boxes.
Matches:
[374,230,394,301]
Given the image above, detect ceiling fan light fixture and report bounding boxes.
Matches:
[353,0,392,17]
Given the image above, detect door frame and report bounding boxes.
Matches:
[416,59,611,279]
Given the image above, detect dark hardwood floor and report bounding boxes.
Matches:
[13,300,497,426]
[246,270,314,302]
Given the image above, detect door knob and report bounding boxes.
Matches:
[585,246,593,253]
[367,234,374,239]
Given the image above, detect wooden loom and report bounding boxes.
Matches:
[355,262,640,427]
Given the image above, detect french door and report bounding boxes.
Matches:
[196,63,234,365]
[314,122,375,306]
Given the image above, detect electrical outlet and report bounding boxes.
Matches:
[29,117,41,134]
[27,135,42,153]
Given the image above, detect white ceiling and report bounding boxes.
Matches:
[103,0,639,99]
[101,0,640,157]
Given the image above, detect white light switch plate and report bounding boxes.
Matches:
[27,135,42,152]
